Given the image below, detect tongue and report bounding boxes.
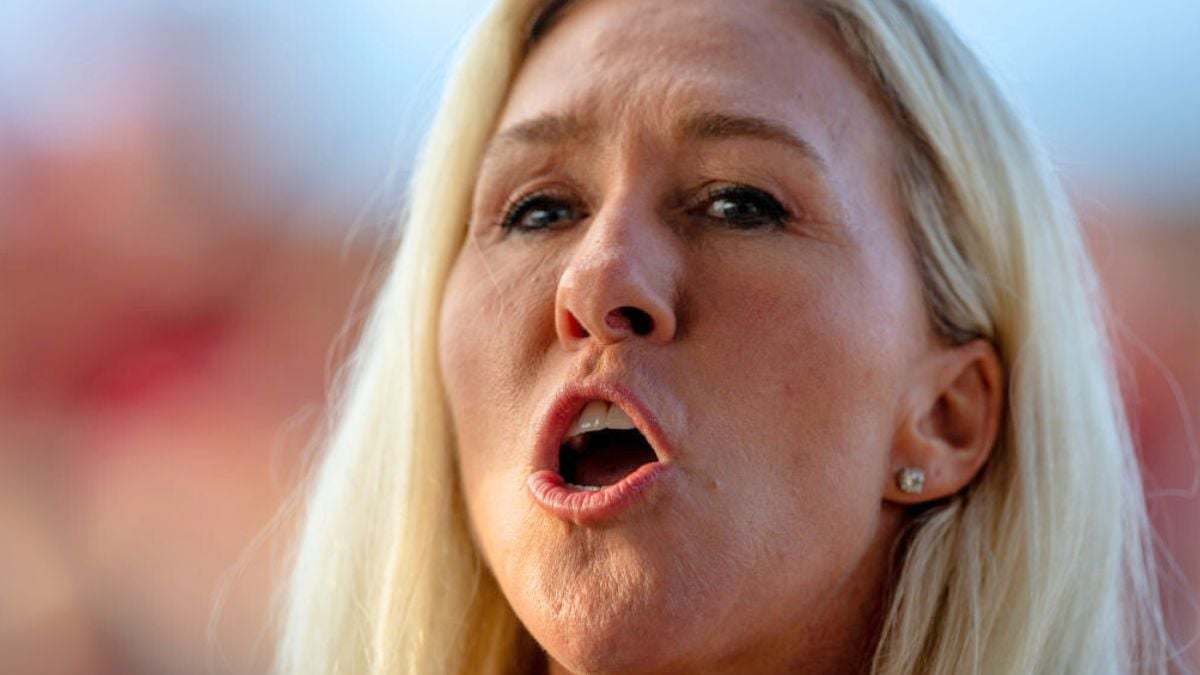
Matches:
[564,429,657,487]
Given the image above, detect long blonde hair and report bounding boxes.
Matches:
[276,1,1172,673]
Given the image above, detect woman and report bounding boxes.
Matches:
[277,0,1174,673]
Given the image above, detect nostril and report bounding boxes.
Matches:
[565,311,590,338]
[626,308,654,336]
[606,306,654,336]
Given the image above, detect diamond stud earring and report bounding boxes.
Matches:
[896,467,926,495]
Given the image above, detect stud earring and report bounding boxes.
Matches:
[896,467,926,495]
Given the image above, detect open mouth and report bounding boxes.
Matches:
[529,386,673,524]
[558,400,659,491]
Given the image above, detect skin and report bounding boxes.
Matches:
[438,0,1003,672]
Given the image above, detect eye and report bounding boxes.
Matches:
[699,185,790,229]
[500,192,585,232]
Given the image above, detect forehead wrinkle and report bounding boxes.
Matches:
[484,71,662,175]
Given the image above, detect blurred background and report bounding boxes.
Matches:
[0,1,1196,673]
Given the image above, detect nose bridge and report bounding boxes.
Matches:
[555,191,680,347]
[573,200,659,286]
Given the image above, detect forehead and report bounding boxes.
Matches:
[498,0,893,163]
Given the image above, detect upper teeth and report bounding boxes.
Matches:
[565,400,637,440]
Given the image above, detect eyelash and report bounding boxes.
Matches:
[497,184,791,233]
[693,185,791,229]
[498,190,585,233]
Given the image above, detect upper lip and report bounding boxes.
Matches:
[532,379,675,475]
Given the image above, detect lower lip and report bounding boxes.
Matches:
[528,462,669,525]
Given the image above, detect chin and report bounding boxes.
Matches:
[538,618,695,675]
[511,545,715,675]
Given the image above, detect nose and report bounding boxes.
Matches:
[554,204,680,349]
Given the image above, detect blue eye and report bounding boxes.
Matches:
[701,186,789,229]
[500,193,582,232]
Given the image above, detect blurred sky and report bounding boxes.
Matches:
[933,0,1200,199]
[1,0,1198,225]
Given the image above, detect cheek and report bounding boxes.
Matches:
[437,245,560,553]
[440,245,556,431]
[685,245,912,547]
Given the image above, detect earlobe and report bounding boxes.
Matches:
[886,339,1004,505]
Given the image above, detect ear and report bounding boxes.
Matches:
[886,338,1004,504]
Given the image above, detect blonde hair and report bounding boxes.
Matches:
[276,1,1173,673]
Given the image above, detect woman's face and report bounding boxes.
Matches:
[439,0,938,671]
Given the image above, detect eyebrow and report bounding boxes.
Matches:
[484,110,827,172]
[486,113,592,152]
[677,111,828,172]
